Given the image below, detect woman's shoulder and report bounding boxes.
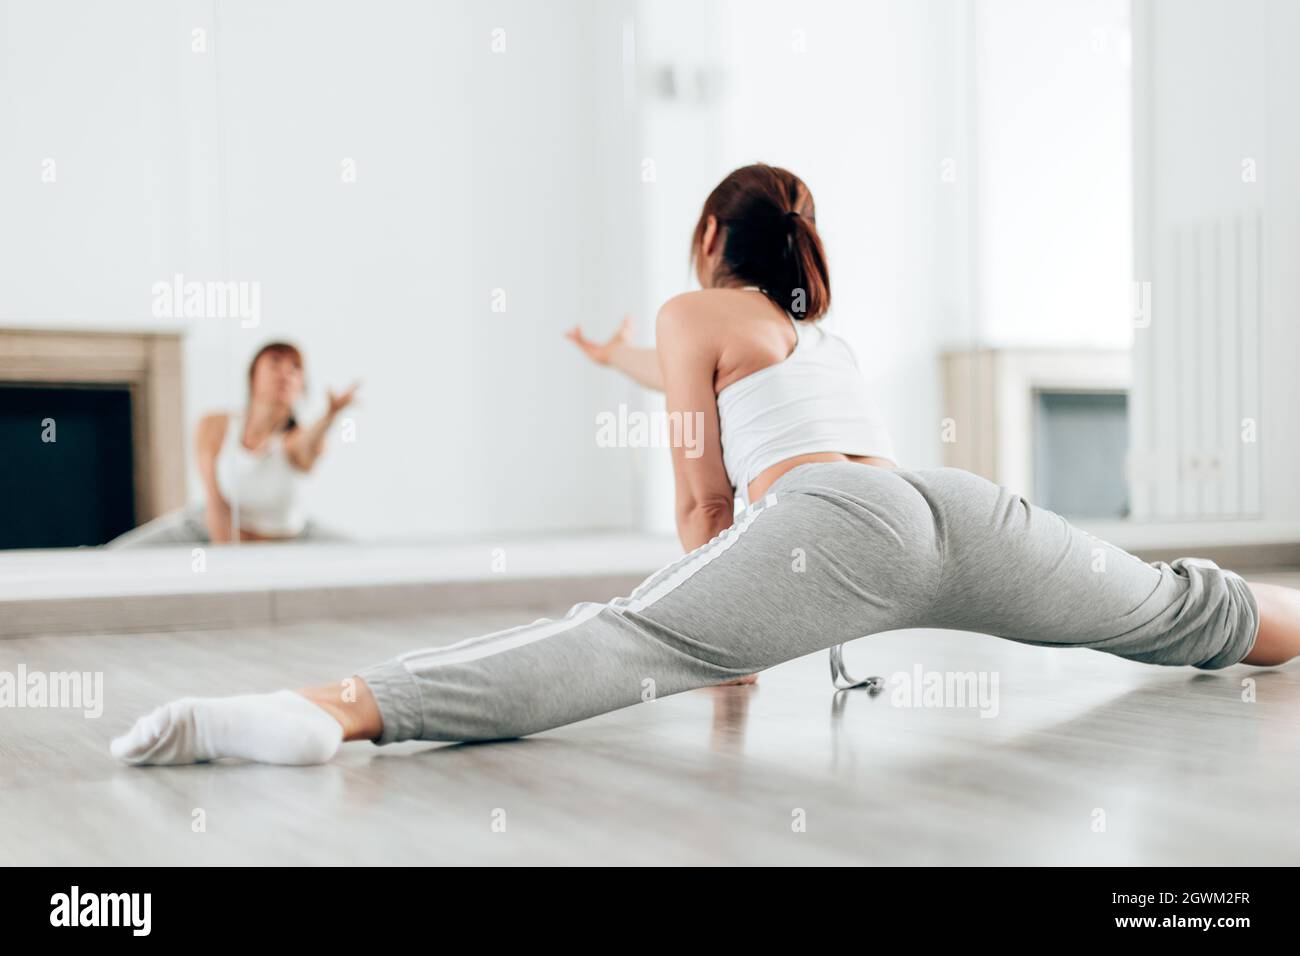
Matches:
[658,288,726,318]
[656,291,719,345]
[656,289,755,338]
[196,412,232,445]
[659,287,762,313]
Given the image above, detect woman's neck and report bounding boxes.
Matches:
[242,401,290,448]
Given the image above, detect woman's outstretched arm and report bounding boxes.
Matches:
[284,383,360,472]
[565,315,664,391]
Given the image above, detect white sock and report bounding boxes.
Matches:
[110,690,343,766]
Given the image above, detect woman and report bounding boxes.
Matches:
[111,164,1300,766]
[565,224,896,688]
[108,342,358,546]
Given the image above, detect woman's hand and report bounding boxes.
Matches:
[564,317,664,391]
[565,315,633,366]
[327,382,361,416]
[286,382,360,472]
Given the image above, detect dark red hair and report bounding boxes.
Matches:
[690,164,830,321]
[247,341,303,431]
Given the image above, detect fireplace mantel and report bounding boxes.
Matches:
[0,328,185,524]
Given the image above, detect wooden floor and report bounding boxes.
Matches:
[3,577,1300,866]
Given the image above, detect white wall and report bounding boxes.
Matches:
[631,0,730,533]
[0,0,640,539]
[971,0,1133,348]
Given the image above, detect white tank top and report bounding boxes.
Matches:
[716,307,897,506]
[215,414,307,537]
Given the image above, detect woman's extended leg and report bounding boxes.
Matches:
[111,464,944,764]
[910,467,1270,669]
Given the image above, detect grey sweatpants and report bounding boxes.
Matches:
[106,504,347,548]
[358,462,1260,745]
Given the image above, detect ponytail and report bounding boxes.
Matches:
[690,164,831,321]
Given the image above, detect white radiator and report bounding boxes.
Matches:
[1130,209,1264,520]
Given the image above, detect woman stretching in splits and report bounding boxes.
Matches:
[112,164,1300,766]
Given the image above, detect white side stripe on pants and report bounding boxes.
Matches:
[395,494,781,669]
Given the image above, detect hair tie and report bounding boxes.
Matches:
[784,210,801,245]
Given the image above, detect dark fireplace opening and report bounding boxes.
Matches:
[0,383,136,549]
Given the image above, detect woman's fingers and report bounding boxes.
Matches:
[328,381,361,411]
[565,325,606,363]
[566,318,635,363]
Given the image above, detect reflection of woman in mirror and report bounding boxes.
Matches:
[108,342,358,546]
[112,165,1300,767]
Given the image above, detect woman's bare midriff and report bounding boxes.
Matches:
[747,452,897,503]
[239,529,296,543]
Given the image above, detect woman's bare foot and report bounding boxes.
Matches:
[1243,582,1300,666]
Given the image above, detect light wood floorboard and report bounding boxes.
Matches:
[2,583,1299,865]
